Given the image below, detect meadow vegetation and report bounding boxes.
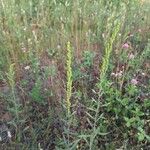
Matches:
[0,0,150,149]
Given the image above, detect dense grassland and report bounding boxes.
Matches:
[0,0,150,149]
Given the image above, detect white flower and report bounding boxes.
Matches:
[117,71,123,77]
[21,47,27,52]
[111,71,123,78]
[138,29,142,32]
[57,45,61,49]
[102,33,105,38]
[24,66,30,70]
[7,131,12,138]
[23,27,27,31]
[111,72,116,76]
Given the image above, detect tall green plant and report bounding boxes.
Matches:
[100,22,121,84]
[6,63,19,120]
[66,41,73,115]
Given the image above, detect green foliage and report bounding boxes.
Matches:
[0,0,150,149]
[82,50,95,68]
[30,78,44,103]
[44,65,57,78]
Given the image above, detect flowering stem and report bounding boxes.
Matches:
[66,41,72,115]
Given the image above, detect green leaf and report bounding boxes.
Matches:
[138,132,145,141]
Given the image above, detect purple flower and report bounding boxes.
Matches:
[122,43,130,49]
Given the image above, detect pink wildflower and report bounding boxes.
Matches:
[131,79,138,85]
[122,43,130,49]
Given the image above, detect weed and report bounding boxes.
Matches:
[0,0,150,149]
[66,41,73,115]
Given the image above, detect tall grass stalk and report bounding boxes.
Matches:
[66,41,72,115]
[100,22,121,84]
[6,63,19,121]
